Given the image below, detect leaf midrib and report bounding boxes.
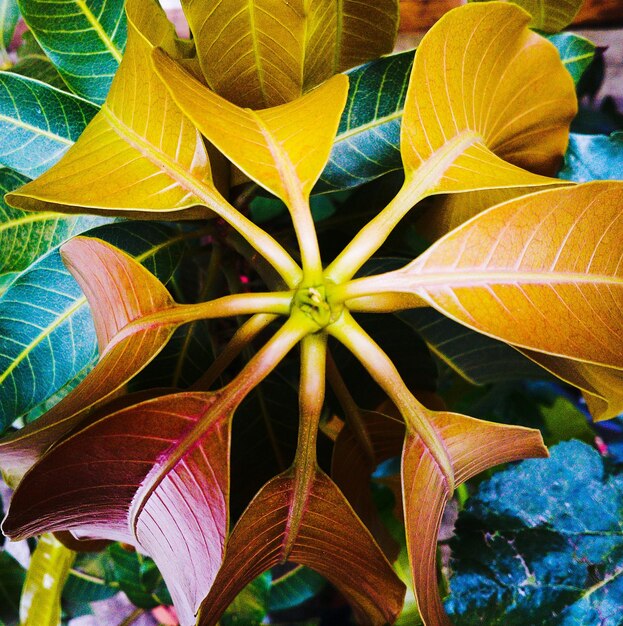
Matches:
[335,109,403,144]
[0,112,73,146]
[74,0,123,62]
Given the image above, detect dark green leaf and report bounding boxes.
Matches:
[0,73,98,177]
[317,50,413,193]
[63,551,118,616]
[269,566,326,612]
[106,543,171,610]
[447,441,623,625]
[559,132,623,182]
[0,551,24,625]
[398,308,549,385]
[11,32,67,91]
[547,33,595,85]
[0,222,188,432]
[17,0,126,104]
[0,167,109,285]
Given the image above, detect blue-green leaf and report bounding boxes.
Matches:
[222,573,271,626]
[317,50,413,193]
[547,32,595,85]
[0,167,109,288]
[17,0,126,104]
[0,222,189,432]
[447,441,623,625]
[0,73,98,177]
[269,566,326,612]
[0,0,19,61]
[11,32,67,91]
[559,132,623,182]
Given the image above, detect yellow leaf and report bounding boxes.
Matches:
[401,2,576,195]
[182,0,398,108]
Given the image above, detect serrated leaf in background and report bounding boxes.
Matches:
[0,221,188,432]
[446,440,623,625]
[318,50,413,193]
[0,73,98,177]
[17,0,126,104]
[559,132,623,182]
[19,534,75,626]
[0,167,109,289]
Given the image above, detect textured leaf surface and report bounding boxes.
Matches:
[17,0,126,103]
[318,50,413,192]
[0,222,184,437]
[183,0,398,108]
[7,0,214,218]
[0,72,98,177]
[19,534,75,626]
[4,391,231,626]
[399,307,550,385]
[10,32,67,91]
[559,132,623,182]
[447,441,623,625]
[0,167,108,284]
[400,2,576,195]
[354,182,623,416]
[548,32,596,85]
[197,469,405,626]
[470,0,583,33]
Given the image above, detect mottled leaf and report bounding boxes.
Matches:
[182,0,398,108]
[0,72,98,177]
[17,0,126,103]
[447,440,623,625]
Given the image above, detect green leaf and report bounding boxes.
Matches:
[269,566,325,612]
[17,0,126,104]
[0,73,99,177]
[0,0,19,61]
[398,308,551,385]
[19,534,75,626]
[559,132,623,182]
[63,551,118,612]
[0,167,108,284]
[10,32,67,91]
[0,551,24,626]
[106,544,171,610]
[0,221,188,432]
[318,50,413,193]
[446,441,623,625]
[221,573,271,626]
[547,32,595,85]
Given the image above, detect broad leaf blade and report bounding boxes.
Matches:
[19,534,75,626]
[7,0,213,218]
[400,2,577,195]
[183,0,398,109]
[0,72,98,177]
[197,469,406,626]
[153,51,348,205]
[0,222,184,438]
[548,32,596,85]
[3,391,230,626]
[17,0,126,103]
[559,132,623,182]
[470,0,583,33]
[318,50,413,193]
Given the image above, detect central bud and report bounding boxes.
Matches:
[293,284,341,329]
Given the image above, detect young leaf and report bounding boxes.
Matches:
[17,0,127,103]
[196,468,406,626]
[400,2,576,193]
[182,0,398,109]
[0,73,99,177]
[548,32,596,85]
[0,222,184,437]
[446,441,623,625]
[318,50,413,193]
[19,534,75,626]
[559,132,623,182]
[469,0,583,34]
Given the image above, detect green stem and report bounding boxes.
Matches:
[118,608,144,626]
[326,351,375,465]
[282,332,327,560]
[328,311,454,492]
[191,313,278,390]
